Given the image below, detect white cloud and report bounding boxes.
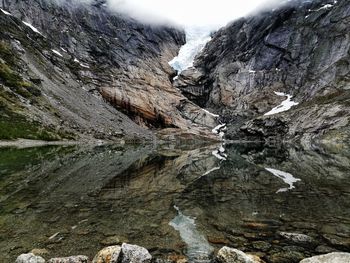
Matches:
[107,0,287,27]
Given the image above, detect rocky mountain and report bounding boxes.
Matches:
[175,0,350,146]
[1,0,349,146]
[0,0,219,144]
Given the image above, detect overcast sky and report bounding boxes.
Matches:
[107,0,287,28]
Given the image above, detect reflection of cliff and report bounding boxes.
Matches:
[0,143,349,261]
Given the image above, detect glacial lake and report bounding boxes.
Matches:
[0,142,349,262]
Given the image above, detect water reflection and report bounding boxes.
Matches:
[0,142,349,262]
[169,206,214,262]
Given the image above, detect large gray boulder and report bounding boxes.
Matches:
[47,256,88,263]
[16,253,45,263]
[120,243,152,263]
[300,252,350,263]
[216,246,262,263]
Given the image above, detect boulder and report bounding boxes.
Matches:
[16,253,45,263]
[216,246,261,263]
[299,252,350,263]
[92,246,121,263]
[47,256,88,263]
[120,243,152,263]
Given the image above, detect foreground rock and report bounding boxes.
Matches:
[216,246,263,263]
[16,253,45,263]
[120,243,152,263]
[92,243,152,263]
[300,252,350,262]
[48,256,88,263]
[92,246,121,263]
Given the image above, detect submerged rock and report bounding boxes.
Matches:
[216,246,262,263]
[121,243,152,263]
[279,232,316,246]
[299,252,350,263]
[47,256,88,263]
[92,246,121,263]
[16,253,46,263]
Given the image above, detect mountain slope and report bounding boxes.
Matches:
[175,0,350,145]
[0,0,219,143]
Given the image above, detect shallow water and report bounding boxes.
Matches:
[0,143,349,262]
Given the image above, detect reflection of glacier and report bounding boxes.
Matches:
[169,206,214,262]
[265,167,301,193]
[169,26,212,73]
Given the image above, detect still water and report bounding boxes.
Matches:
[0,143,349,262]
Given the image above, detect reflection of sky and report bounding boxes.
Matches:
[169,206,214,261]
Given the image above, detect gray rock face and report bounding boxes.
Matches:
[16,253,46,263]
[216,246,260,263]
[47,256,88,263]
[120,243,152,263]
[299,252,350,263]
[0,0,219,142]
[175,0,350,144]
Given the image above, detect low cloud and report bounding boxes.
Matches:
[106,0,293,27]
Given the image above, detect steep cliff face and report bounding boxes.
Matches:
[175,0,350,144]
[0,0,219,142]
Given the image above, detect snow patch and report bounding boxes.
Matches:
[22,21,42,35]
[74,58,90,69]
[202,108,219,118]
[264,91,299,116]
[202,166,221,176]
[265,167,301,193]
[212,144,227,161]
[1,8,12,16]
[317,4,333,11]
[169,26,212,74]
[212,123,226,139]
[52,49,63,57]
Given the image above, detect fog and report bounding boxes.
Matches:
[106,0,287,27]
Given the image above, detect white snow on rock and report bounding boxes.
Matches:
[74,58,90,68]
[169,26,212,74]
[22,21,42,35]
[212,144,227,161]
[202,108,219,118]
[1,8,12,16]
[212,123,226,138]
[202,166,221,176]
[265,167,301,193]
[317,4,333,11]
[52,49,63,57]
[264,91,299,116]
